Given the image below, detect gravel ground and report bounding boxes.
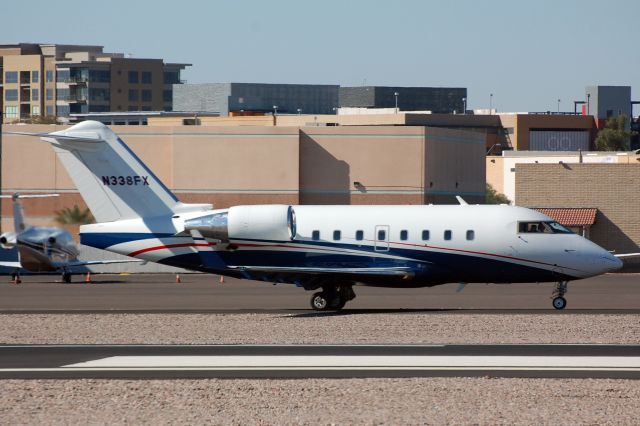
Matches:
[1,378,639,425]
[1,313,639,344]
[2,313,639,424]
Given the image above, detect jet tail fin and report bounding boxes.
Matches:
[34,121,211,223]
[0,193,59,232]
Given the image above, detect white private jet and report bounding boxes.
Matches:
[6,121,631,308]
[0,192,141,283]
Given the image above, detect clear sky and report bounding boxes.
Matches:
[3,0,639,112]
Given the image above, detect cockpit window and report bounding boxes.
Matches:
[518,221,573,234]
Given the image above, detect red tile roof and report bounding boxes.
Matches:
[534,208,598,226]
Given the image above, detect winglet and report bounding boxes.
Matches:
[455,196,468,206]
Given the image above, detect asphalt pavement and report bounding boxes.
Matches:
[0,273,638,312]
[1,344,639,379]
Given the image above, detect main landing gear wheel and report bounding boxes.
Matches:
[310,285,356,311]
[62,271,72,283]
[311,292,329,311]
[551,281,568,310]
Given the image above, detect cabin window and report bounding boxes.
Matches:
[355,230,364,241]
[421,230,430,241]
[312,230,320,240]
[444,230,452,240]
[466,230,475,241]
[333,230,341,241]
[400,230,408,241]
[518,221,572,234]
[377,229,386,240]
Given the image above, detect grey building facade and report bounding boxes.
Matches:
[339,86,467,113]
[173,83,339,115]
[585,86,631,121]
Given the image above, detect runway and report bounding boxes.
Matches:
[1,344,639,379]
[1,272,639,312]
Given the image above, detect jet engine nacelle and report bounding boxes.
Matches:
[184,205,296,242]
[0,232,17,249]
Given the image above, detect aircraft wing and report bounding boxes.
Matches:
[0,261,22,268]
[228,265,415,278]
[614,253,640,259]
[55,259,144,268]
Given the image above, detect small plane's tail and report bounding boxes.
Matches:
[0,193,59,232]
[34,121,211,223]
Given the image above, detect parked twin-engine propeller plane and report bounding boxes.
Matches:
[0,193,140,283]
[5,121,634,308]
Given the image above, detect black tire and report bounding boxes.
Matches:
[310,292,328,311]
[63,273,72,283]
[552,296,567,310]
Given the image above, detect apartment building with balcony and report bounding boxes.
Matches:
[0,43,189,123]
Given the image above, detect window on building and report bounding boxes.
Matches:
[45,70,54,82]
[128,71,138,84]
[163,90,172,102]
[128,105,139,111]
[141,71,152,84]
[141,89,152,102]
[89,105,110,112]
[312,230,320,241]
[46,88,53,101]
[57,105,70,117]
[5,71,18,83]
[421,230,430,241]
[163,71,179,84]
[466,230,475,241]
[32,105,40,116]
[56,69,69,82]
[31,89,39,101]
[4,106,18,118]
[140,106,152,111]
[45,105,54,116]
[31,71,39,83]
[400,230,408,241]
[377,229,386,240]
[333,230,341,241]
[89,70,110,83]
[163,106,173,112]
[444,230,452,240]
[89,88,110,102]
[128,89,138,102]
[5,89,18,101]
[56,88,69,101]
[355,230,364,241]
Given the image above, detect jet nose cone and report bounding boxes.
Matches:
[599,252,623,272]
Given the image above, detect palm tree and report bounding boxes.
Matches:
[54,205,95,225]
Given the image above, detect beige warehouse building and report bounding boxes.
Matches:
[516,163,640,266]
[1,124,486,232]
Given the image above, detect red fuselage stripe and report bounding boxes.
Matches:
[128,243,213,257]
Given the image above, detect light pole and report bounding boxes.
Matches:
[273,105,278,116]
[587,93,591,115]
[557,99,561,113]
[394,92,399,114]
[462,97,467,115]
[297,108,302,115]
[489,93,493,114]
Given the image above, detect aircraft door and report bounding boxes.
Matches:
[374,225,390,252]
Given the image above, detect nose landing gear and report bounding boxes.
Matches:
[552,280,568,310]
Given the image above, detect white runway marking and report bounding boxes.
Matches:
[62,355,640,371]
